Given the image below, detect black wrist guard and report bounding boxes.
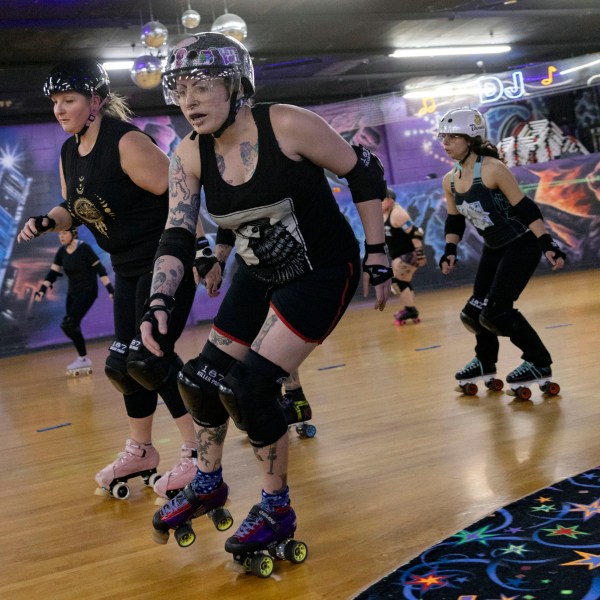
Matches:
[364,242,387,255]
[538,234,566,262]
[106,283,114,295]
[438,243,458,270]
[32,215,57,236]
[141,293,175,334]
[35,284,48,298]
[194,237,219,278]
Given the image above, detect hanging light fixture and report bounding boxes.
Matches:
[181,0,201,29]
[140,20,169,49]
[129,54,163,89]
[211,9,247,42]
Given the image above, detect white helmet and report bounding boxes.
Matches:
[438,108,486,138]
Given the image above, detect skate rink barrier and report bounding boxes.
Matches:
[0,268,598,600]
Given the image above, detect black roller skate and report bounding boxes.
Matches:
[506,361,560,401]
[394,306,420,326]
[279,388,316,438]
[151,480,233,547]
[224,502,308,578]
[455,357,503,396]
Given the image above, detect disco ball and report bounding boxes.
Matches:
[181,9,201,29]
[130,55,163,89]
[141,21,168,48]
[211,12,247,42]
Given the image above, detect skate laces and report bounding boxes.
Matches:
[511,361,534,376]
[459,358,481,375]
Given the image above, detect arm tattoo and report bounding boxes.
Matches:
[168,154,200,234]
[251,314,278,353]
[151,262,184,297]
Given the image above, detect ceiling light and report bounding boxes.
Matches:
[390,45,511,58]
[103,61,135,71]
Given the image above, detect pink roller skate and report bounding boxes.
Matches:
[152,479,233,547]
[94,439,160,500]
[224,502,308,578]
[394,306,421,326]
[153,444,199,505]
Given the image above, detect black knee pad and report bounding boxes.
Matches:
[105,339,141,395]
[392,278,411,293]
[460,297,487,335]
[218,351,288,448]
[479,299,520,337]
[126,335,183,391]
[177,353,231,428]
[60,316,81,339]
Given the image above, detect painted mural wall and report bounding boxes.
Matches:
[0,86,598,357]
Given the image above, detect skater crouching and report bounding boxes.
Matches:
[437,108,566,398]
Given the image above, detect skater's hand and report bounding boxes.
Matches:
[17,215,56,243]
[200,261,224,298]
[537,234,566,271]
[139,293,174,357]
[362,251,392,311]
[438,243,458,275]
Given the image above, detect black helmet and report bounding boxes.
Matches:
[162,32,254,106]
[43,60,111,99]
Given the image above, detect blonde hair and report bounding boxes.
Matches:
[100,92,134,122]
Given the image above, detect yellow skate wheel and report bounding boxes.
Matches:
[210,507,233,531]
[250,553,274,578]
[175,523,196,547]
[284,540,308,564]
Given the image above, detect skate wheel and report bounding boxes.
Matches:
[250,553,274,578]
[151,528,169,545]
[175,523,196,547]
[516,386,532,401]
[486,378,504,392]
[395,320,407,326]
[210,507,233,531]
[111,482,130,500]
[413,318,421,324]
[542,381,560,396]
[462,382,478,396]
[295,423,317,438]
[283,540,308,564]
[147,472,161,487]
[72,370,80,377]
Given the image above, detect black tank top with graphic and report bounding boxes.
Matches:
[198,103,359,285]
[450,155,528,248]
[384,209,414,258]
[60,117,167,276]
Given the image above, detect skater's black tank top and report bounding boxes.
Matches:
[198,103,359,286]
[60,116,167,277]
[450,155,528,248]
[384,208,415,258]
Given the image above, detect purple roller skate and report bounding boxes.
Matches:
[225,502,308,578]
[151,479,233,547]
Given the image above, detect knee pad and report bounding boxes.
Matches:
[479,299,520,337]
[460,297,487,335]
[60,316,81,339]
[218,351,288,448]
[105,339,141,395]
[392,278,411,293]
[177,354,230,428]
[126,335,183,391]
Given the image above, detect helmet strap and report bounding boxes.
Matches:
[453,148,472,179]
[75,93,109,146]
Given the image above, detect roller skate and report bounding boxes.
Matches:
[506,361,560,401]
[66,356,92,377]
[94,439,160,500]
[455,357,503,396]
[151,475,233,547]
[394,306,420,326]
[224,499,308,578]
[153,444,199,505]
[279,388,316,439]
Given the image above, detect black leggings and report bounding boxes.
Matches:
[112,270,197,419]
[64,289,97,356]
[468,232,551,367]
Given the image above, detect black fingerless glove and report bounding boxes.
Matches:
[140,293,175,335]
[194,237,219,278]
[35,284,48,299]
[31,214,57,236]
[362,242,392,286]
[438,243,457,270]
[105,283,114,295]
[538,234,566,262]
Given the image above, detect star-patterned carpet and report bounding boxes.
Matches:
[354,466,600,600]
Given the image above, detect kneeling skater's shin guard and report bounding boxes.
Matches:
[219,350,289,448]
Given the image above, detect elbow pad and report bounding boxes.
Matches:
[154,227,196,272]
[444,214,466,239]
[216,227,236,247]
[94,262,108,277]
[510,196,543,226]
[340,145,387,203]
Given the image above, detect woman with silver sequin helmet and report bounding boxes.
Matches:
[162,32,254,137]
[143,30,391,569]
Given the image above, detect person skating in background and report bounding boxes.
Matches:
[382,188,427,326]
[438,107,565,398]
[35,227,113,376]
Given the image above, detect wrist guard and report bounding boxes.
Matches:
[106,283,114,295]
[538,234,566,262]
[140,293,175,334]
[31,215,57,236]
[194,237,219,278]
[438,242,458,270]
[35,284,48,299]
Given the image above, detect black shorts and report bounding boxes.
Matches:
[213,256,361,344]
